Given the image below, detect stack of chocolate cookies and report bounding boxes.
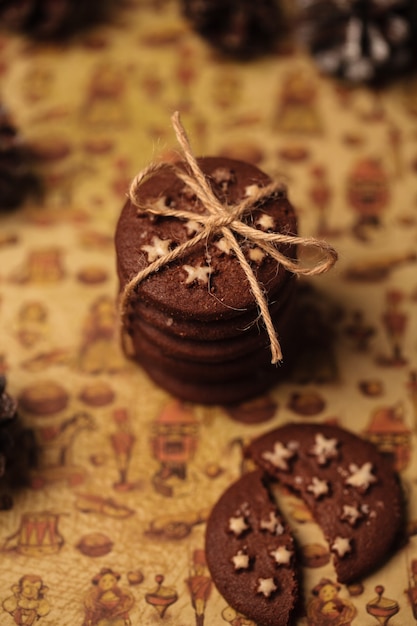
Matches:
[115,156,298,405]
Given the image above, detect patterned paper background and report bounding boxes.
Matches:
[1,1,417,625]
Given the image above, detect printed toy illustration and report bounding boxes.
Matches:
[150,400,198,496]
[306,579,357,626]
[2,575,50,625]
[82,568,134,626]
[185,549,212,626]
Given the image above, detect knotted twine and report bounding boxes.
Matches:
[121,111,338,364]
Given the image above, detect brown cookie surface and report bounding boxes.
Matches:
[205,470,299,626]
[246,422,405,583]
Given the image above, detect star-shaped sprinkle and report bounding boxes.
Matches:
[270,545,293,566]
[148,196,176,212]
[256,214,275,231]
[341,504,362,526]
[141,236,172,262]
[215,237,233,255]
[232,549,250,570]
[345,462,377,492]
[262,441,295,471]
[257,577,277,598]
[248,247,265,263]
[310,433,339,466]
[260,512,284,535]
[331,536,352,558]
[183,263,212,285]
[211,167,235,190]
[307,477,329,499]
[244,184,261,198]
[184,219,202,235]
[228,515,249,536]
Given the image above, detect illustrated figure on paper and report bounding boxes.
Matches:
[344,310,375,352]
[3,511,64,556]
[15,301,48,348]
[28,411,95,488]
[81,60,129,128]
[306,578,357,626]
[378,289,408,366]
[185,549,212,626]
[2,574,50,625]
[78,295,125,374]
[275,68,322,134]
[405,558,417,619]
[346,158,390,240]
[366,585,399,625]
[363,401,411,472]
[145,574,178,619]
[109,408,136,491]
[150,400,198,496]
[82,568,134,626]
[10,248,66,284]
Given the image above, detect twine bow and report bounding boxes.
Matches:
[121,112,338,364]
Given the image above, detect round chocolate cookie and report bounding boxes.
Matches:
[205,470,299,626]
[116,157,297,322]
[246,422,405,583]
[131,273,297,342]
[139,359,288,406]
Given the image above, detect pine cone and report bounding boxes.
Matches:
[0,375,17,479]
[0,104,39,210]
[182,0,285,59]
[297,0,417,83]
[0,0,115,40]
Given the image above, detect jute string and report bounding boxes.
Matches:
[121,111,338,364]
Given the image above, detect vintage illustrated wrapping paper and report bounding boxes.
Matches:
[1,1,417,625]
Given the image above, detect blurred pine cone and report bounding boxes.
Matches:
[182,0,285,59]
[296,0,417,84]
[0,0,115,40]
[0,105,39,210]
[0,375,17,479]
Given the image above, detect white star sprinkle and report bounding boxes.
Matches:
[331,536,352,558]
[341,504,362,526]
[257,577,277,598]
[211,167,235,189]
[310,433,339,465]
[262,441,295,471]
[215,237,233,255]
[260,512,284,535]
[228,515,249,536]
[307,477,329,499]
[141,236,172,262]
[232,550,250,570]
[345,462,377,492]
[184,219,202,235]
[270,545,293,566]
[183,263,212,285]
[256,214,275,231]
[248,247,265,263]
[244,184,261,198]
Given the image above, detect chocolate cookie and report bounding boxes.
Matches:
[205,470,299,626]
[116,157,297,321]
[246,422,405,583]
